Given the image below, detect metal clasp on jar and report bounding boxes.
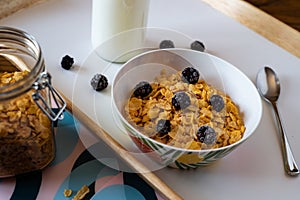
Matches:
[32,72,66,121]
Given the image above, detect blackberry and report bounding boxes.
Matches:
[181,67,200,84]
[61,55,74,70]
[90,74,108,91]
[209,94,225,112]
[190,40,205,52]
[133,81,152,98]
[172,91,191,110]
[196,125,216,145]
[156,119,171,135]
[159,40,175,49]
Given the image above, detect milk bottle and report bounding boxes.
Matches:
[91,0,150,62]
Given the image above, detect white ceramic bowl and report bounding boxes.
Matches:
[112,48,262,169]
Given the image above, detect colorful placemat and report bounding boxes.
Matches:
[0,111,163,200]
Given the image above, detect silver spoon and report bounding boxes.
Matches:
[256,66,299,176]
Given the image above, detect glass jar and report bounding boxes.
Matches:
[0,26,66,177]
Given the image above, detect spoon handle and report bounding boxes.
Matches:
[271,101,299,176]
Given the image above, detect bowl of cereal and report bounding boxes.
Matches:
[111,48,262,169]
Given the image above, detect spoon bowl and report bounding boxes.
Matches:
[256,66,299,176]
[256,67,280,102]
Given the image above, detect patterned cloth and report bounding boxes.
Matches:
[0,112,163,200]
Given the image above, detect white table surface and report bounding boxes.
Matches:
[1,0,300,199]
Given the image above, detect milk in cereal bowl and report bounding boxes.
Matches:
[112,49,262,169]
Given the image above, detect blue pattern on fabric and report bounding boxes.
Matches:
[91,184,146,200]
[123,172,158,200]
[54,160,119,199]
[10,170,42,200]
[2,111,158,200]
[50,111,79,166]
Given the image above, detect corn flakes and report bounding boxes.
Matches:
[72,185,90,200]
[0,71,54,176]
[125,69,245,150]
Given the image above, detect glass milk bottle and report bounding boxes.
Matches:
[91,0,150,63]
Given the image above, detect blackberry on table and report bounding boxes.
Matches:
[209,94,225,112]
[133,81,152,98]
[156,119,171,135]
[181,67,200,84]
[90,73,108,91]
[196,125,216,145]
[190,40,205,52]
[172,91,191,110]
[159,40,175,49]
[61,55,74,70]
